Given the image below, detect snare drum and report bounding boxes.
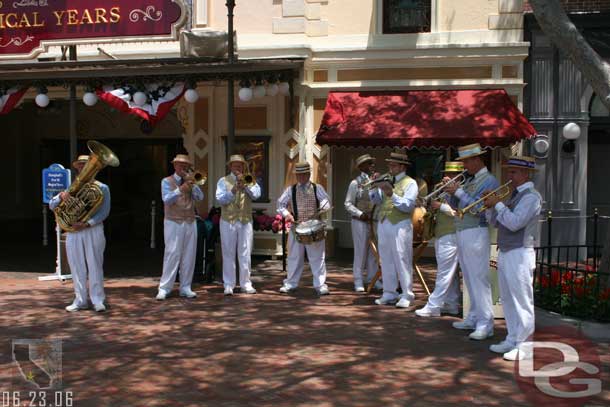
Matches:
[294,219,327,245]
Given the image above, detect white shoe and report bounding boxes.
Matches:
[395,298,411,308]
[155,291,167,301]
[180,289,197,298]
[374,295,398,305]
[317,286,330,296]
[279,284,295,293]
[441,304,460,315]
[415,305,440,317]
[65,303,86,312]
[489,341,516,354]
[94,303,106,312]
[224,287,234,296]
[469,329,494,340]
[503,347,532,361]
[452,320,476,330]
[243,287,257,294]
[354,285,365,293]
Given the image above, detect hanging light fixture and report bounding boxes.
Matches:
[133,91,148,106]
[35,86,50,108]
[184,88,200,103]
[238,80,253,102]
[278,81,290,96]
[82,86,98,106]
[253,78,266,99]
[266,74,279,97]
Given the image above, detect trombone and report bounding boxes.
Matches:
[456,180,513,218]
[361,173,393,189]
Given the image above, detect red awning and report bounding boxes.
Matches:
[316,90,537,149]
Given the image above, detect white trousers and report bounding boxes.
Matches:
[456,227,493,331]
[66,224,106,307]
[426,233,460,310]
[159,219,197,294]
[498,247,535,346]
[377,219,414,301]
[284,232,327,290]
[220,219,254,290]
[351,219,379,286]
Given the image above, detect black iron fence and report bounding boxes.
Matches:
[534,210,610,321]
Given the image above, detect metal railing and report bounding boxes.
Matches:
[534,209,610,321]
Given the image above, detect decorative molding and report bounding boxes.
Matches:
[273,0,328,36]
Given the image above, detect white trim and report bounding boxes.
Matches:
[193,0,208,28]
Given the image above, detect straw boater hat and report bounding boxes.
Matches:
[455,143,487,161]
[227,154,247,166]
[72,155,89,168]
[443,161,464,173]
[294,161,311,174]
[385,151,411,166]
[502,155,537,171]
[172,154,193,166]
[355,154,375,169]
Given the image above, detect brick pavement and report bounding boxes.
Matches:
[1,259,609,407]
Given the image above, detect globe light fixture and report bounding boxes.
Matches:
[562,122,581,140]
[83,91,98,107]
[184,88,200,103]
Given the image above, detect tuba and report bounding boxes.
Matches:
[54,140,120,232]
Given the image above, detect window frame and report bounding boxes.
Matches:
[381,0,433,34]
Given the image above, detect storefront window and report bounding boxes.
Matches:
[225,136,270,202]
[383,0,431,34]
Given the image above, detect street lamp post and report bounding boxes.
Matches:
[226,0,236,156]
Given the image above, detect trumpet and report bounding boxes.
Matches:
[456,180,513,218]
[185,168,207,186]
[237,173,256,186]
[421,170,467,202]
[361,173,393,189]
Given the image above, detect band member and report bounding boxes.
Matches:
[444,143,499,340]
[216,154,261,295]
[277,162,331,295]
[369,152,418,308]
[156,154,204,300]
[344,154,380,292]
[415,161,463,317]
[485,156,541,361]
[49,155,110,312]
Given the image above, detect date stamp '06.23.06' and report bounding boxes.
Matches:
[3,339,74,407]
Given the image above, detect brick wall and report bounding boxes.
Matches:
[524,0,610,12]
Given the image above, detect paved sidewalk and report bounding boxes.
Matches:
[1,258,608,407]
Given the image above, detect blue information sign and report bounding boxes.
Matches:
[42,164,71,204]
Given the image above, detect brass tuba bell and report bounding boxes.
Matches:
[54,140,120,232]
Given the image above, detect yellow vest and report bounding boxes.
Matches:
[378,175,415,224]
[220,175,252,224]
[434,211,456,238]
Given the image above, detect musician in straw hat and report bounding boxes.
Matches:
[156,154,204,301]
[216,154,261,295]
[344,154,382,292]
[49,155,111,312]
[277,161,331,296]
[415,161,463,317]
[484,156,541,361]
[443,143,499,340]
[369,151,419,308]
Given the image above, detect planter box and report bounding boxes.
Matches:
[253,230,284,258]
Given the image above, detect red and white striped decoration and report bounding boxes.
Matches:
[96,82,185,126]
[0,87,28,115]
